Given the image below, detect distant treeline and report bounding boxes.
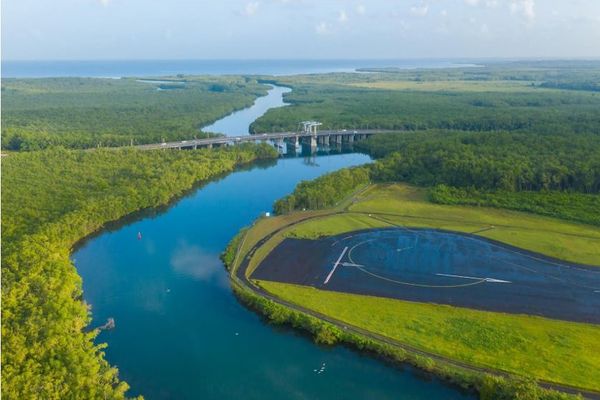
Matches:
[539,81,600,92]
[275,130,600,226]
[429,185,600,226]
[359,131,600,193]
[251,83,600,135]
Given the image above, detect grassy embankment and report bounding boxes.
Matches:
[288,184,600,265]
[237,183,600,393]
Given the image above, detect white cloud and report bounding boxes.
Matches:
[338,10,348,23]
[410,2,429,17]
[510,0,535,22]
[98,0,110,6]
[356,4,366,15]
[244,1,260,16]
[315,21,331,35]
[170,242,222,282]
[465,0,498,8]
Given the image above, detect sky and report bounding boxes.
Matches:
[2,0,600,60]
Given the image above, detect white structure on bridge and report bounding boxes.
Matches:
[300,121,323,135]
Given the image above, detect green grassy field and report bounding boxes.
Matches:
[258,280,600,391]
[286,184,600,266]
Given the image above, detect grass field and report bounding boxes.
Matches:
[258,280,600,391]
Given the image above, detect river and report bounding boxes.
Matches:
[73,85,473,399]
[201,85,291,136]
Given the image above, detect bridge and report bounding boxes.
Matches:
[134,121,392,151]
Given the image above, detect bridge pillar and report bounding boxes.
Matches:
[348,135,354,143]
[335,135,342,144]
[207,143,213,149]
[310,135,317,150]
[323,135,330,147]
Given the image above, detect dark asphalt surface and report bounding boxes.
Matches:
[252,228,600,324]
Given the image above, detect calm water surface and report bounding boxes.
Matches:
[75,154,471,400]
[2,59,480,78]
[73,69,473,400]
[201,85,291,136]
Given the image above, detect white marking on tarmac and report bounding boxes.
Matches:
[324,247,348,284]
[340,262,364,267]
[436,273,512,284]
[331,235,354,247]
[396,246,413,252]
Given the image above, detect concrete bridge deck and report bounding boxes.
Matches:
[134,129,393,150]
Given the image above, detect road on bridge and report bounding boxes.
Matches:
[134,129,394,150]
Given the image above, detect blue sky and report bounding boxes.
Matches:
[3,0,600,60]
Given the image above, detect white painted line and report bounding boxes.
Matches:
[396,246,413,252]
[436,273,511,284]
[340,262,364,267]
[484,277,512,284]
[324,247,348,284]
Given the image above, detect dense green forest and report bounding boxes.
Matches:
[274,166,371,213]
[251,82,600,134]
[276,130,600,226]
[429,185,600,226]
[1,77,267,150]
[251,62,600,134]
[1,144,277,399]
[360,130,600,192]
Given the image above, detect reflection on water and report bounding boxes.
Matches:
[74,154,471,400]
[202,85,291,136]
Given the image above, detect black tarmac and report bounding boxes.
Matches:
[252,228,600,324]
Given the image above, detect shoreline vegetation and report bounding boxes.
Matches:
[1,144,278,399]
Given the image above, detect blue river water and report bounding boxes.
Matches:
[202,85,291,136]
[72,80,474,399]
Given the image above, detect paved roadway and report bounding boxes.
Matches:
[134,129,393,150]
